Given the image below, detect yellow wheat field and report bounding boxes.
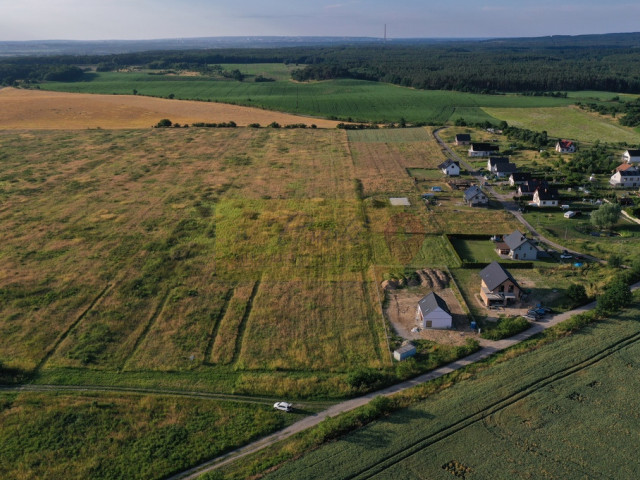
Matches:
[0,87,342,129]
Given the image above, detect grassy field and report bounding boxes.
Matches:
[0,391,300,480]
[483,105,640,144]
[0,127,391,393]
[39,72,593,124]
[264,296,640,480]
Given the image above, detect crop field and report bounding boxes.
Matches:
[0,87,342,129]
[483,105,640,144]
[39,73,593,124]
[0,390,298,480]
[265,297,640,480]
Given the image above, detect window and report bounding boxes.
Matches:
[425,321,432,328]
[508,284,514,293]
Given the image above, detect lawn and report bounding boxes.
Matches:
[483,105,640,144]
[263,297,640,480]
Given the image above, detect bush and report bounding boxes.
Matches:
[597,277,632,315]
[346,368,386,390]
[155,118,172,128]
[566,283,588,305]
[481,316,530,340]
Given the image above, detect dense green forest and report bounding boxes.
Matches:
[3,33,640,94]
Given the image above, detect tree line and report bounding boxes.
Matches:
[4,33,640,94]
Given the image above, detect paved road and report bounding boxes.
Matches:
[168,280,640,480]
[432,127,603,263]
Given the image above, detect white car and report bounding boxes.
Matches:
[560,252,572,259]
[273,402,293,412]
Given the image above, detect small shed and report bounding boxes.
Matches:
[393,342,417,361]
[417,292,452,329]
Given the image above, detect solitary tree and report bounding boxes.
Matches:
[590,203,621,231]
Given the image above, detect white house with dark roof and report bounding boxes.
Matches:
[479,261,522,307]
[509,172,531,186]
[623,149,640,164]
[495,230,538,260]
[610,168,640,188]
[493,162,518,178]
[438,159,460,176]
[532,187,559,207]
[487,156,509,172]
[416,292,452,329]
[469,143,499,157]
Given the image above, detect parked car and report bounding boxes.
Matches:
[273,402,293,412]
[560,250,572,259]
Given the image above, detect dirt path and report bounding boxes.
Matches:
[167,281,640,479]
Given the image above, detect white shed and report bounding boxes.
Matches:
[417,292,452,329]
[393,342,417,361]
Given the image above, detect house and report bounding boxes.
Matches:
[464,185,488,206]
[479,261,522,307]
[416,292,452,329]
[622,149,640,164]
[438,159,460,176]
[455,134,471,145]
[532,187,559,207]
[509,172,531,186]
[518,179,548,196]
[493,162,518,178]
[468,143,499,157]
[610,169,640,188]
[496,230,538,260]
[555,140,576,153]
[487,156,509,172]
[393,342,417,361]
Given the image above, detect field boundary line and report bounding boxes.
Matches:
[34,282,113,372]
[120,288,172,371]
[203,288,235,364]
[231,277,261,366]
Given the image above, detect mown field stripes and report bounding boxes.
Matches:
[35,283,113,372]
[231,278,261,365]
[203,288,235,364]
[210,281,257,365]
[120,288,172,371]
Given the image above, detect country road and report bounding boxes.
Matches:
[167,280,640,480]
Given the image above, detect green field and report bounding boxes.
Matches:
[0,391,300,480]
[483,106,640,144]
[40,72,588,124]
[265,297,640,480]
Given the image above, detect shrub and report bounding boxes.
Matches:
[566,283,588,305]
[155,118,172,128]
[481,316,530,340]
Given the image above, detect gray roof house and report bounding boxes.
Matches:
[497,230,538,260]
[479,261,522,306]
[464,185,488,206]
[493,162,518,177]
[417,292,452,329]
[509,172,531,186]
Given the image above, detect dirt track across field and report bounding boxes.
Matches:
[0,88,342,129]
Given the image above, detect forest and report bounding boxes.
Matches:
[3,32,640,94]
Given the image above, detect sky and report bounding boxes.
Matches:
[1,0,639,41]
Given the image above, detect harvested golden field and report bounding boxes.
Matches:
[0,87,342,129]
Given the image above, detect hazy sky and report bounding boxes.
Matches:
[1,0,639,41]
